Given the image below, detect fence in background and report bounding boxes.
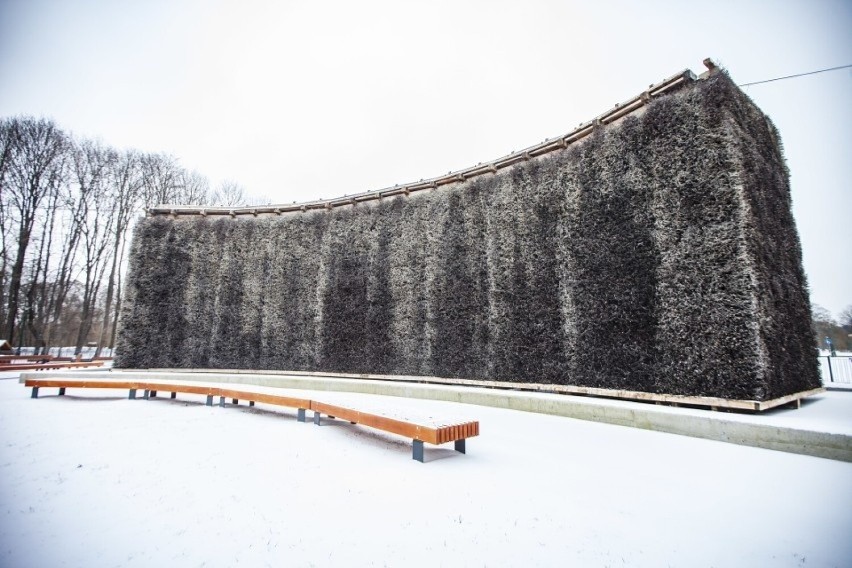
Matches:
[820,355,852,385]
[4,346,112,359]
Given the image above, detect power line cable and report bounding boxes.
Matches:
[739,64,852,87]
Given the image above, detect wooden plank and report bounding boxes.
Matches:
[148,67,696,220]
[312,401,479,445]
[139,382,219,396]
[217,388,311,410]
[312,401,442,444]
[433,421,480,445]
[755,388,825,411]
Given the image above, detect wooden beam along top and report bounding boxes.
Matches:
[148,64,707,218]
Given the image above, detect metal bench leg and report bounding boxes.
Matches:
[58,387,66,396]
[297,408,306,422]
[31,387,39,399]
[249,401,255,407]
[129,389,136,400]
[232,398,238,405]
[219,396,225,407]
[171,392,176,399]
[313,411,320,425]
[205,395,213,406]
[413,440,425,462]
[150,390,157,398]
[455,439,466,454]
[144,389,150,400]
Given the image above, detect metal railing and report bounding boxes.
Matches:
[5,346,113,359]
[820,355,852,385]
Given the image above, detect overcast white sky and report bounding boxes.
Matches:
[1,0,850,316]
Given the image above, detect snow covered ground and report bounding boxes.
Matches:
[1,374,851,567]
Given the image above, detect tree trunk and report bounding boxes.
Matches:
[4,216,33,344]
[96,228,122,357]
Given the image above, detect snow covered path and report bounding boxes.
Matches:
[1,376,850,567]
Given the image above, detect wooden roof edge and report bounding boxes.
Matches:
[149,62,714,218]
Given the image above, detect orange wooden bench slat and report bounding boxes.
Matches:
[313,400,442,444]
[217,388,311,410]
[144,383,219,395]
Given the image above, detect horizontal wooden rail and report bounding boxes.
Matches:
[148,63,716,219]
[24,378,478,462]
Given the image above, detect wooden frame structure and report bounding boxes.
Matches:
[147,62,716,220]
[24,378,478,463]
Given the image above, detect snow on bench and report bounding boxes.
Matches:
[23,378,478,462]
[311,400,479,462]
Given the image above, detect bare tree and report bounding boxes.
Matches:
[140,152,182,208]
[1,117,67,344]
[70,139,118,354]
[21,175,64,353]
[42,178,86,351]
[211,179,247,206]
[0,114,259,354]
[95,149,145,356]
[177,169,211,206]
[0,121,15,323]
[839,305,852,334]
[812,304,850,352]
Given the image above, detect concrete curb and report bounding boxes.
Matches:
[20,370,852,462]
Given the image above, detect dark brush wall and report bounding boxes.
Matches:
[115,73,820,401]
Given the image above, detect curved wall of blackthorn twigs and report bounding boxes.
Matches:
[115,70,820,401]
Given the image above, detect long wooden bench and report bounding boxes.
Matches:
[23,378,478,462]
